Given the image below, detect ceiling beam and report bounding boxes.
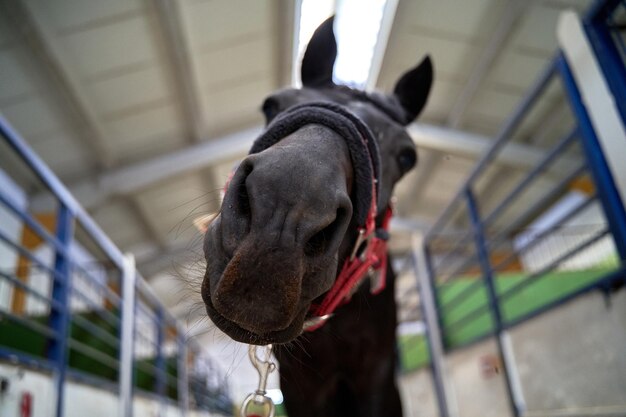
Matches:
[1,1,114,169]
[31,123,578,212]
[147,0,206,142]
[30,126,260,211]
[407,0,529,210]
[408,124,579,171]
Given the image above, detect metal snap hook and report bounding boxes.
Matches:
[240,345,276,417]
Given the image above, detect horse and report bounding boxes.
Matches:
[201,17,433,417]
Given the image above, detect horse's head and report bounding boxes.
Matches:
[202,17,432,344]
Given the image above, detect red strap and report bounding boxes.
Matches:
[305,205,392,331]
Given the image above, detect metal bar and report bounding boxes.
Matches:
[440,194,596,315]
[432,267,626,353]
[119,254,136,417]
[0,115,126,268]
[424,243,449,350]
[486,162,588,250]
[431,230,474,277]
[71,264,122,307]
[66,338,120,370]
[490,197,597,273]
[426,57,559,241]
[0,310,59,340]
[71,314,120,350]
[0,346,57,370]
[502,264,626,330]
[498,229,610,304]
[178,334,189,415]
[445,227,609,333]
[155,307,166,398]
[411,235,452,417]
[558,54,626,263]
[0,228,62,283]
[0,191,66,253]
[465,187,522,417]
[66,368,120,394]
[483,128,579,226]
[583,0,626,123]
[0,270,62,311]
[435,150,588,286]
[47,204,73,417]
[69,287,121,328]
[136,276,179,325]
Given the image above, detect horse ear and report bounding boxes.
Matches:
[301,16,337,87]
[393,56,433,124]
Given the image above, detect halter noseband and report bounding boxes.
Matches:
[226,101,393,331]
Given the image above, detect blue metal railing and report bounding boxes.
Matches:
[0,114,214,416]
[423,58,626,349]
[417,1,626,416]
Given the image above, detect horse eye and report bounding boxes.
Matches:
[262,98,280,123]
[397,148,417,174]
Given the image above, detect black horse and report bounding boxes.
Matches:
[201,17,433,417]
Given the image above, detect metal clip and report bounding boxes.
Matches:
[302,313,334,330]
[240,345,276,417]
[350,228,372,261]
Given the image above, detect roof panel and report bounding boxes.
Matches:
[202,77,271,136]
[106,103,184,145]
[509,4,563,54]
[398,0,503,41]
[0,48,38,101]
[464,89,522,128]
[91,198,148,248]
[382,33,481,85]
[1,96,65,137]
[28,0,142,32]
[181,0,273,48]
[59,15,158,76]
[134,172,218,244]
[486,50,551,92]
[87,65,172,115]
[28,130,94,179]
[198,37,274,88]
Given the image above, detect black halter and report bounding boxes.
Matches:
[249,101,381,227]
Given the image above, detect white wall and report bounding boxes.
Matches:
[0,363,216,417]
[408,289,626,417]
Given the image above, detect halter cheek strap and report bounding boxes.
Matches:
[224,101,393,332]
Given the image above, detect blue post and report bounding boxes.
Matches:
[583,0,626,123]
[155,308,166,398]
[177,334,189,416]
[558,54,626,266]
[465,187,522,417]
[47,204,74,417]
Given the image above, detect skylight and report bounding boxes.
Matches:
[294,0,391,89]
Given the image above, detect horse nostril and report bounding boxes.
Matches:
[304,208,348,257]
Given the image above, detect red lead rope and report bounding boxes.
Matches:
[304,200,393,332]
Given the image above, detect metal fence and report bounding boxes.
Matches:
[413,1,626,416]
[0,114,219,416]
